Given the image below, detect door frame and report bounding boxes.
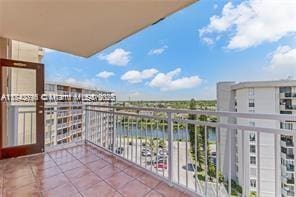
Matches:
[0,58,44,159]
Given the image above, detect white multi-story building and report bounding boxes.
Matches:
[44,82,115,147]
[217,80,296,197]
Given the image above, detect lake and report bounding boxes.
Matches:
[116,126,216,142]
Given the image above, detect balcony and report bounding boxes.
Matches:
[286,154,295,160]
[2,104,296,197]
[286,140,294,147]
[0,143,190,197]
[286,165,295,172]
[283,92,296,98]
[57,111,71,118]
[287,178,295,184]
[57,122,69,129]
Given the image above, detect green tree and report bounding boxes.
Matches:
[188,99,204,169]
[198,104,212,173]
[158,139,166,149]
[249,191,256,197]
[147,138,156,153]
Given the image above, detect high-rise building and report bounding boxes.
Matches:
[217,80,296,197]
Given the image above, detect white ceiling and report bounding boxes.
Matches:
[0,0,196,57]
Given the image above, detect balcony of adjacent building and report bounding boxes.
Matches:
[282,184,295,197]
[280,87,296,99]
[280,99,296,111]
[287,177,295,185]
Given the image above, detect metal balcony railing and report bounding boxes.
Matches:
[11,104,296,196]
[83,105,296,197]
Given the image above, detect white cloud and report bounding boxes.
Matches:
[121,68,158,84]
[199,0,296,49]
[265,45,296,79]
[99,48,131,66]
[148,45,168,55]
[96,71,115,79]
[149,68,202,91]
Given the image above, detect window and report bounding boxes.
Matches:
[250,156,256,165]
[250,145,256,153]
[280,111,292,114]
[45,84,55,92]
[250,179,256,188]
[248,88,255,96]
[249,109,255,113]
[281,122,293,130]
[249,121,255,126]
[249,133,256,142]
[249,99,255,107]
[280,87,291,94]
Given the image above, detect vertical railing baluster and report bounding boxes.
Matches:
[105,112,107,148]
[30,112,33,144]
[167,112,173,185]
[205,125,208,197]
[194,125,198,193]
[215,126,219,197]
[162,120,165,177]
[124,116,127,159]
[156,120,159,175]
[185,123,189,188]
[274,133,278,197]
[50,109,53,146]
[145,119,148,169]
[23,113,26,145]
[150,118,153,172]
[136,118,138,164]
[257,130,260,196]
[140,118,143,166]
[131,118,134,162]
[228,128,232,196]
[84,107,88,143]
[120,115,122,156]
[177,122,180,184]
[112,108,116,152]
[242,129,245,197]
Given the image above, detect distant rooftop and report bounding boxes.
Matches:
[45,81,113,94]
[229,79,296,90]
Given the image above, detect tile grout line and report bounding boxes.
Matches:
[47,148,84,197]
[87,144,171,196]
[86,145,158,197]
[84,145,133,196]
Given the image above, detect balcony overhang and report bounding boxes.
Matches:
[0,0,196,57]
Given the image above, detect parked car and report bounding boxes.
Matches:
[155,155,167,161]
[157,148,168,156]
[115,147,124,154]
[141,148,152,157]
[108,144,113,151]
[154,161,168,169]
[211,151,216,165]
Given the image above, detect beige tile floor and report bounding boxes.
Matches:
[0,144,195,197]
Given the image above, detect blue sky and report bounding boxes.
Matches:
[43,0,296,100]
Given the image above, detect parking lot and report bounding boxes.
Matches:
[114,138,228,196]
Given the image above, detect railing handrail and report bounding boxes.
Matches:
[86,104,296,121]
